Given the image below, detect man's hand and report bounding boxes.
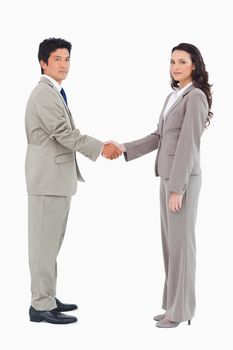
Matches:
[168,192,183,212]
[104,140,126,153]
[101,143,122,160]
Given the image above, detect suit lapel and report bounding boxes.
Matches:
[39,77,75,129]
[163,84,195,126]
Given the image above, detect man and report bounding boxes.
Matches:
[25,37,121,324]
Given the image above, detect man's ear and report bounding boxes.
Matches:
[40,60,47,71]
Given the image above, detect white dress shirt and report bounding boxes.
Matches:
[163,82,193,119]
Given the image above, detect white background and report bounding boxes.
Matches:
[1,0,232,348]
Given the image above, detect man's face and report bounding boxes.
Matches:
[40,48,70,83]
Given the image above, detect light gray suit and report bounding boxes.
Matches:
[25,77,103,310]
[123,85,208,322]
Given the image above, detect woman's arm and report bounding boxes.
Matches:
[122,125,160,161]
[168,90,208,194]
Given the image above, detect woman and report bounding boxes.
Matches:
[110,43,213,328]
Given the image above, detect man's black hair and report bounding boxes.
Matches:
[38,37,72,74]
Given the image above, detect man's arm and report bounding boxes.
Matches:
[36,89,105,161]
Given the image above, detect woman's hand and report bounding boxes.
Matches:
[168,192,183,212]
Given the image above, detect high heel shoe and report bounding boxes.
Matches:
[156,318,191,328]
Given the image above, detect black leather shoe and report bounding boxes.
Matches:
[55,298,78,312]
[29,306,77,324]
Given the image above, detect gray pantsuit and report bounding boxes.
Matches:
[123,85,208,322]
[160,175,201,321]
[25,77,103,310]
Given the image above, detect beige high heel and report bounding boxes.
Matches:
[156,318,191,328]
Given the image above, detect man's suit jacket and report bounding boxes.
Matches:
[25,76,103,196]
[124,85,208,194]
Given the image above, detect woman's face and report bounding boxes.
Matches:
[170,50,195,87]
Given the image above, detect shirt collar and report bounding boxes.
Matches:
[176,81,193,98]
[42,74,62,92]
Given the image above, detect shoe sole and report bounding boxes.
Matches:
[30,314,77,324]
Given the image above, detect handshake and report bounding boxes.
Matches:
[101,141,126,160]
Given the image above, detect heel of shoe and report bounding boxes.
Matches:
[188,320,191,325]
[30,314,43,322]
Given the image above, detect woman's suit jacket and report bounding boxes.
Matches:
[124,85,208,194]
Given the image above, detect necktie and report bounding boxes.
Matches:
[60,88,68,105]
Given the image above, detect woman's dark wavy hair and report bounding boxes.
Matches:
[171,43,213,126]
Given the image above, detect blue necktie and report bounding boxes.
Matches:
[60,88,68,105]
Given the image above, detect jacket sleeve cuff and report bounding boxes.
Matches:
[167,183,186,195]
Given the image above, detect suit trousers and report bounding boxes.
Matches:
[160,175,201,322]
[28,195,71,311]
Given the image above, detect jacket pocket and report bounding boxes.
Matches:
[55,152,74,164]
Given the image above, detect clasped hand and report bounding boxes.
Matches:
[101,140,125,160]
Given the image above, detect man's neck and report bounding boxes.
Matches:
[42,74,62,91]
